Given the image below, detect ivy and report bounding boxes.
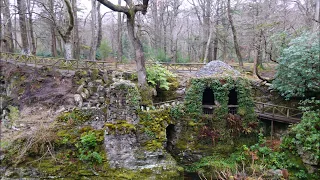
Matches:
[184,77,256,124]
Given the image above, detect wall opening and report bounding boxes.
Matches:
[166,124,176,152]
[228,88,238,114]
[202,88,215,114]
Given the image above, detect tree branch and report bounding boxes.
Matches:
[97,0,129,13]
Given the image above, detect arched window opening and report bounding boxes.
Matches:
[202,88,215,114]
[166,124,176,152]
[228,88,238,114]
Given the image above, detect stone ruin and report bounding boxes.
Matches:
[106,79,140,124]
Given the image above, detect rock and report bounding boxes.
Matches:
[88,82,94,88]
[56,106,66,113]
[83,88,90,97]
[80,92,87,100]
[95,79,103,84]
[195,60,241,78]
[74,94,83,107]
[76,84,84,93]
[176,88,185,96]
[99,97,105,103]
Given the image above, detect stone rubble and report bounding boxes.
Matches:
[195,60,241,78]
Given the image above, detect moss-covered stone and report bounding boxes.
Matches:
[105,120,136,134]
[56,109,93,125]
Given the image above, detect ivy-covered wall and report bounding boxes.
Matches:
[184,77,256,126]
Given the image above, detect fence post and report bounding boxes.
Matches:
[287,109,290,118]
[272,107,275,117]
[271,120,274,141]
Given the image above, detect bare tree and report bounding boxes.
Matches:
[72,0,80,60]
[97,0,150,86]
[117,0,123,63]
[227,0,243,67]
[89,0,98,60]
[0,0,3,52]
[27,0,36,55]
[97,2,102,49]
[48,0,57,57]
[56,0,74,60]
[2,0,14,52]
[17,0,30,54]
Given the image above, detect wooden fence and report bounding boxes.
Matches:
[254,101,302,123]
[0,52,207,72]
[0,52,115,70]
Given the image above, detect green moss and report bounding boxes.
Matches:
[105,120,136,135]
[154,76,180,102]
[138,109,173,151]
[56,109,93,125]
[184,77,257,138]
[139,85,153,106]
[91,69,100,80]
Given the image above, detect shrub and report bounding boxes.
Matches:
[272,32,320,99]
[146,64,177,90]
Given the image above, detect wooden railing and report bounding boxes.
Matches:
[154,62,205,72]
[202,105,238,115]
[151,97,302,124]
[254,101,302,123]
[0,52,206,72]
[0,52,115,70]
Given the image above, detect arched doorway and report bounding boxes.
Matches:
[166,124,176,152]
[202,88,215,114]
[228,88,238,114]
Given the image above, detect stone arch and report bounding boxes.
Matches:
[166,124,176,152]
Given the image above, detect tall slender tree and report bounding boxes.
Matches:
[117,0,123,63]
[89,0,98,60]
[227,0,243,67]
[49,0,57,57]
[56,0,74,60]
[97,0,149,86]
[3,0,14,52]
[96,2,102,49]
[17,0,30,54]
[27,0,36,55]
[72,0,80,60]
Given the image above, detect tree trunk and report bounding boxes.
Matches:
[3,0,14,52]
[17,0,30,54]
[49,0,57,57]
[227,0,243,67]
[314,0,320,31]
[89,0,98,61]
[57,0,74,60]
[0,0,2,52]
[27,0,36,55]
[117,0,122,63]
[64,40,72,60]
[213,0,220,61]
[204,28,213,63]
[97,2,102,49]
[14,0,18,49]
[127,14,147,86]
[72,0,80,60]
[254,30,263,76]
